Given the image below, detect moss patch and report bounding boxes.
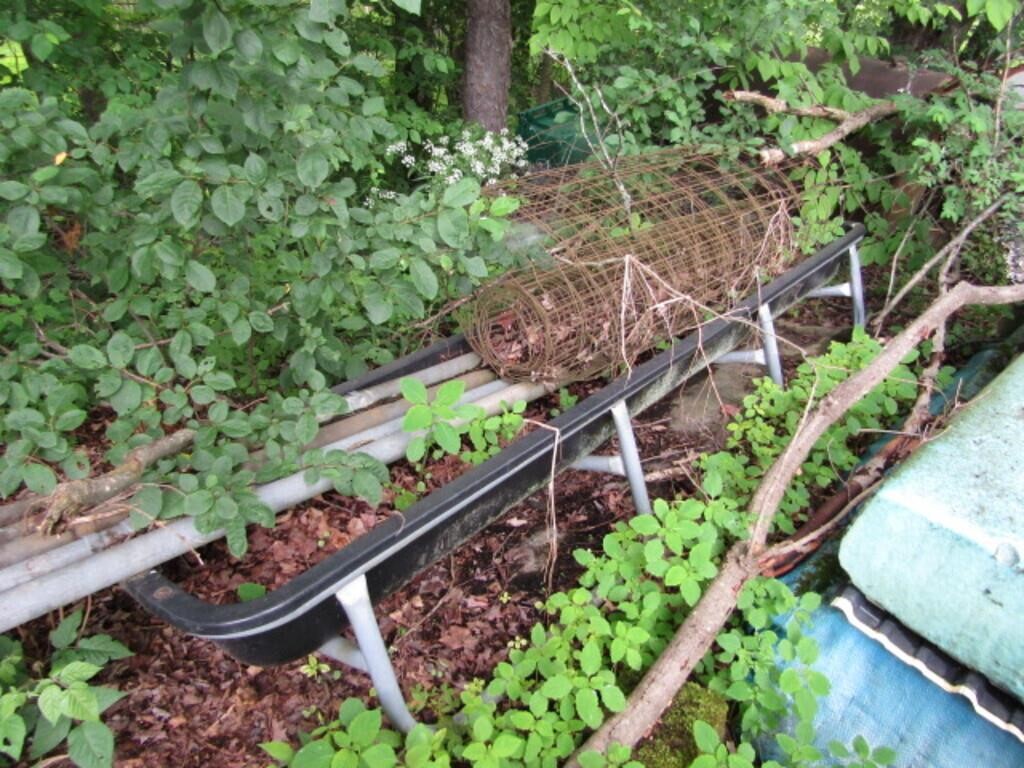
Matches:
[635,682,729,768]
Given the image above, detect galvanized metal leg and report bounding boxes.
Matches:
[758,303,784,387]
[610,400,652,515]
[332,575,418,733]
[849,243,867,327]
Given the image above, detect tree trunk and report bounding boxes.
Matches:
[463,0,512,132]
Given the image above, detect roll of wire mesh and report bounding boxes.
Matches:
[464,149,800,384]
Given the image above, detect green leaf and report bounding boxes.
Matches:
[186,260,217,293]
[492,732,522,758]
[489,196,520,217]
[575,687,603,729]
[237,582,267,602]
[600,685,626,713]
[23,463,57,495]
[30,32,55,61]
[400,378,428,405]
[0,181,30,201]
[106,332,135,369]
[629,514,659,536]
[292,739,334,768]
[579,640,601,676]
[55,409,87,432]
[362,294,393,325]
[693,720,721,754]
[202,7,233,55]
[348,709,382,748]
[985,0,1015,29]
[361,96,386,117]
[403,404,432,432]
[434,379,465,407]
[352,470,383,506]
[390,0,422,13]
[69,344,107,370]
[442,177,481,208]
[170,180,203,228]
[361,743,397,768]
[297,149,330,189]
[436,208,469,248]
[261,741,295,763]
[50,610,83,649]
[540,674,572,698]
[408,258,439,300]
[405,435,426,463]
[702,470,723,498]
[433,422,461,454]
[66,721,113,768]
[210,186,246,226]
[134,169,182,200]
[56,661,101,684]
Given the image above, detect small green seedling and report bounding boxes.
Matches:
[400,377,485,463]
[236,582,267,602]
[462,400,526,464]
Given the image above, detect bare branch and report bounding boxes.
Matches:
[726,90,853,121]
[725,91,900,165]
[872,196,1007,334]
[40,429,195,534]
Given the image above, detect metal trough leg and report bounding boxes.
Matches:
[758,303,784,387]
[610,400,652,516]
[849,243,867,328]
[333,576,418,733]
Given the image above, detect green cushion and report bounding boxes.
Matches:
[839,353,1024,700]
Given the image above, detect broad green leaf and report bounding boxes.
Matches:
[390,0,422,13]
[237,582,267,601]
[185,260,217,293]
[492,733,522,758]
[434,379,465,407]
[540,674,572,698]
[210,185,246,226]
[436,207,469,248]
[575,687,603,729]
[408,258,438,299]
[432,422,460,454]
[235,30,263,62]
[170,180,203,228]
[55,409,87,432]
[106,332,135,369]
[297,149,330,189]
[352,470,383,506]
[441,177,480,208]
[202,7,233,55]
[578,640,601,676]
[7,206,40,238]
[600,684,626,713]
[291,738,334,768]
[134,169,181,200]
[348,709,382,748]
[23,463,57,495]
[985,0,1015,29]
[69,344,107,370]
[362,294,393,325]
[489,195,520,217]
[693,720,721,754]
[360,743,396,768]
[400,377,428,405]
[0,181,29,201]
[261,741,294,762]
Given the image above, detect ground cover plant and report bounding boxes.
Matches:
[262,332,922,768]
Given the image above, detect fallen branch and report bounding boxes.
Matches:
[39,429,195,534]
[726,90,899,165]
[569,280,1024,764]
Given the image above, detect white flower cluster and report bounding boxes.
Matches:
[363,186,398,208]
[392,129,529,188]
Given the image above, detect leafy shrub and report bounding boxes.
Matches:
[0,610,130,768]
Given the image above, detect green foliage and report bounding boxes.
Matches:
[400,377,486,463]
[0,0,526,554]
[0,610,130,768]
[461,400,526,465]
[270,333,913,768]
[707,328,921,535]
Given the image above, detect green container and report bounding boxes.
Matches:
[516,97,594,167]
[839,353,1024,699]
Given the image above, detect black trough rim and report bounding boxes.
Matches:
[126,225,864,665]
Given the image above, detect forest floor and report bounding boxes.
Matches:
[11,266,950,767]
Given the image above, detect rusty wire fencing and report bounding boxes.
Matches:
[463,149,801,384]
